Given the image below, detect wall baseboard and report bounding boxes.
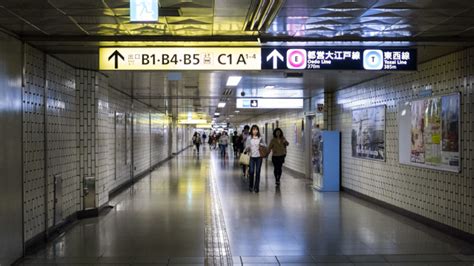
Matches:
[22,151,188,257]
[24,212,78,254]
[342,187,474,245]
[110,156,174,198]
[282,165,306,179]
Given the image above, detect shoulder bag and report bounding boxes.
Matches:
[239,153,250,165]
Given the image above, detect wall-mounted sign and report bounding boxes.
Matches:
[236,98,303,109]
[317,104,324,113]
[99,47,261,70]
[261,47,417,71]
[130,0,158,22]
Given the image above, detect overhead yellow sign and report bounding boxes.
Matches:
[99,47,261,71]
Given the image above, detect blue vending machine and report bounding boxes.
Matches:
[312,131,340,192]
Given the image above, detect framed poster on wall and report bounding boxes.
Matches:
[398,93,460,172]
[351,105,386,161]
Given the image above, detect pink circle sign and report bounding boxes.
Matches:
[288,50,305,68]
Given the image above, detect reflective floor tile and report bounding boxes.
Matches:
[241,256,279,264]
[312,256,351,263]
[277,256,316,263]
[348,255,386,263]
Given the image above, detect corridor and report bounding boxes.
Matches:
[19,147,474,265]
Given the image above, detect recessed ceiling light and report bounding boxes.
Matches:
[226,76,242,86]
[217,102,226,108]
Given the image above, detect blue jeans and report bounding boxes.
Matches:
[249,157,263,190]
[220,144,227,156]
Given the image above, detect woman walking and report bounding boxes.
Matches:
[219,131,229,157]
[240,125,250,177]
[245,125,266,193]
[192,132,202,154]
[268,128,289,186]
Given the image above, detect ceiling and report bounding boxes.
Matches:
[1,0,473,125]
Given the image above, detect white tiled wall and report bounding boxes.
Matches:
[23,45,47,241]
[133,102,152,176]
[45,56,80,227]
[23,46,81,241]
[77,69,97,208]
[151,112,169,166]
[77,71,175,208]
[23,55,181,243]
[331,47,474,234]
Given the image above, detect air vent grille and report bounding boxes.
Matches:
[285,72,303,78]
[243,0,285,32]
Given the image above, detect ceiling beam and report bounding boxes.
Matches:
[20,35,474,43]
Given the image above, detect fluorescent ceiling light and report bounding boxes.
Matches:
[235,110,240,113]
[196,124,212,129]
[226,76,242,86]
[214,112,220,116]
[264,85,275,89]
[218,102,226,108]
[178,119,207,125]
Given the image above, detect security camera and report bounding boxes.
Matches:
[240,91,246,97]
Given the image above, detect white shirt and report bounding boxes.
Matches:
[219,135,229,145]
[246,136,266,158]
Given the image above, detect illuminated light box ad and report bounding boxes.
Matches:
[130,0,158,22]
[261,47,417,71]
[99,47,261,70]
[398,93,461,172]
[351,105,386,161]
[236,98,303,109]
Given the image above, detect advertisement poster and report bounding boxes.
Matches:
[410,100,426,163]
[312,126,322,175]
[400,93,460,172]
[441,94,460,167]
[424,98,442,165]
[351,105,385,160]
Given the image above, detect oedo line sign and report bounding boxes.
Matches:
[99,47,261,70]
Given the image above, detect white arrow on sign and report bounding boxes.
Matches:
[266,49,284,69]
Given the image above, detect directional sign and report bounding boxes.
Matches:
[237,98,303,109]
[99,47,261,71]
[108,50,125,69]
[261,47,417,71]
[266,49,284,69]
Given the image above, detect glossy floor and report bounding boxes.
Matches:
[19,148,474,265]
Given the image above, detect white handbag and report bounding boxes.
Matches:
[239,153,250,165]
